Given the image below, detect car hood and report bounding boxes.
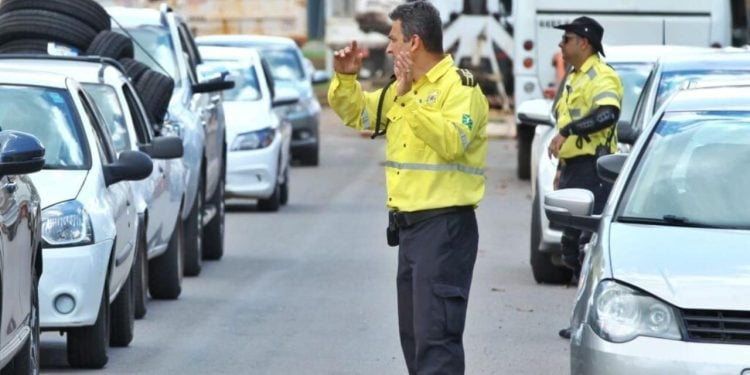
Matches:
[223,101,275,139]
[609,222,750,310]
[29,170,88,209]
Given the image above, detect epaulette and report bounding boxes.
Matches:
[455,68,477,87]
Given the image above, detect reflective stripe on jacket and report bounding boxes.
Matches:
[327,55,488,212]
[555,54,623,159]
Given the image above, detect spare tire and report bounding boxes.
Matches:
[135,70,174,124]
[0,9,97,51]
[0,0,110,32]
[0,39,51,54]
[120,58,150,82]
[86,31,133,59]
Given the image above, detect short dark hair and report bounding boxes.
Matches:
[389,0,444,54]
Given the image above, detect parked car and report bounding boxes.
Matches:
[517,45,712,284]
[109,5,234,275]
[197,34,330,166]
[198,46,297,211]
[0,69,152,368]
[0,130,44,373]
[545,84,750,374]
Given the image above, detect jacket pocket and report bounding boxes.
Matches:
[432,283,468,336]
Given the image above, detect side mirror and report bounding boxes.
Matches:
[0,131,45,175]
[139,136,184,159]
[597,153,628,184]
[516,98,553,127]
[103,150,153,186]
[272,86,301,108]
[311,70,331,85]
[193,78,235,94]
[544,189,600,233]
[616,120,638,145]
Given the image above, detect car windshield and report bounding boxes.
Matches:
[200,60,262,101]
[262,48,305,81]
[117,25,181,86]
[82,84,131,154]
[611,63,652,123]
[0,85,88,169]
[618,111,750,229]
[655,70,750,112]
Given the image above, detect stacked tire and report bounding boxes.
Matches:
[0,0,174,124]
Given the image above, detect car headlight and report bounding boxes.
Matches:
[42,200,94,247]
[231,128,276,151]
[590,280,681,343]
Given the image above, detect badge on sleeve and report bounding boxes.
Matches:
[462,114,473,129]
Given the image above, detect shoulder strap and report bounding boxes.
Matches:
[455,68,477,87]
[371,75,396,139]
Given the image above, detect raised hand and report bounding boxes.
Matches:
[394,51,413,96]
[333,40,364,75]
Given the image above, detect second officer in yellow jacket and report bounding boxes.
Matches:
[328,2,488,373]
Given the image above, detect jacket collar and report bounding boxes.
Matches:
[424,55,455,83]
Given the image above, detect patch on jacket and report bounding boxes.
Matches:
[426,91,438,105]
[462,114,473,129]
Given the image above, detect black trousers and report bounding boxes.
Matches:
[558,156,612,260]
[396,209,479,375]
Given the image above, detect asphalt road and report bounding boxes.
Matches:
[40,107,575,374]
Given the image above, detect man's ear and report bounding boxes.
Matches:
[410,34,420,53]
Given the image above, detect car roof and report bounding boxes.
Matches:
[666,85,750,112]
[197,34,298,49]
[0,56,126,86]
[657,51,750,71]
[198,45,262,64]
[0,67,70,88]
[604,45,714,65]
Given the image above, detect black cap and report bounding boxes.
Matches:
[555,16,605,57]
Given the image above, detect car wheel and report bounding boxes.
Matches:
[3,273,40,375]
[133,226,148,319]
[300,144,319,166]
[257,180,281,212]
[202,171,225,260]
[0,0,111,32]
[109,269,134,347]
[0,38,50,54]
[183,176,204,276]
[67,286,109,369]
[85,30,133,59]
[148,213,183,299]
[279,162,289,205]
[135,69,175,124]
[120,57,150,82]
[530,193,572,284]
[0,9,97,51]
[517,124,534,180]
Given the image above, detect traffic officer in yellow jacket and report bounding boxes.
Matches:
[548,18,622,281]
[328,1,488,373]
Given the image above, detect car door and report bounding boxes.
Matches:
[79,91,136,290]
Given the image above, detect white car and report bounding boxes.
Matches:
[519,45,711,284]
[0,69,152,368]
[0,56,187,318]
[198,45,295,211]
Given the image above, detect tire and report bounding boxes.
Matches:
[2,274,40,375]
[109,270,134,347]
[133,225,148,319]
[300,144,319,166]
[120,58,150,82]
[517,124,534,180]
[67,287,109,369]
[0,0,110,33]
[148,214,183,300]
[135,69,174,124]
[202,165,225,260]
[183,176,204,276]
[257,181,281,212]
[279,163,289,205]
[530,193,572,284]
[85,30,133,59]
[0,39,50,54]
[0,9,97,51]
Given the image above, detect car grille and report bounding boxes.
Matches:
[681,309,750,344]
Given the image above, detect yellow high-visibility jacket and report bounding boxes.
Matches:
[328,55,488,212]
[555,54,623,159]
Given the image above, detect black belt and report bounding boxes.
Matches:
[390,206,473,228]
[561,155,597,166]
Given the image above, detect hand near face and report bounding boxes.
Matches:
[333,40,364,75]
[394,51,413,96]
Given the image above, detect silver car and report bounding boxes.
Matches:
[545,84,750,374]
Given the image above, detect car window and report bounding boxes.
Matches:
[82,84,131,154]
[201,59,262,101]
[618,111,750,229]
[631,69,656,131]
[118,25,181,86]
[262,48,305,81]
[611,63,652,125]
[79,92,116,164]
[655,70,750,113]
[0,85,89,169]
[121,83,154,143]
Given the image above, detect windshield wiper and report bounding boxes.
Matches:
[617,215,722,228]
